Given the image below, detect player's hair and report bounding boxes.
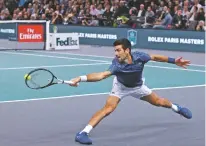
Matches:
[113,38,131,53]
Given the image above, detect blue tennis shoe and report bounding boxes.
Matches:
[75,132,92,145]
[174,104,192,119]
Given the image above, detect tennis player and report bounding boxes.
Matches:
[70,38,192,145]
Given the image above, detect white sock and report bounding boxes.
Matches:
[171,104,179,112]
[80,125,93,134]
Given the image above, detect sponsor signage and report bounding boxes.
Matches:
[50,33,79,50]
[18,25,44,42]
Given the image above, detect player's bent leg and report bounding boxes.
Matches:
[75,95,120,145]
[140,92,172,108]
[88,95,120,127]
[140,91,192,119]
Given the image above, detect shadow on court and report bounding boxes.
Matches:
[0,87,204,146]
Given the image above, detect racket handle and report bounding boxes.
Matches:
[63,80,79,86]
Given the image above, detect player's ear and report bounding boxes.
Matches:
[125,48,130,54]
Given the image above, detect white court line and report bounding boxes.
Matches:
[146,65,205,73]
[152,84,205,90]
[1,51,205,72]
[0,63,204,72]
[150,61,205,67]
[0,63,110,70]
[0,51,110,63]
[0,84,205,104]
[24,50,114,59]
[26,50,205,67]
[151,61,206,67]
[0,47,12,50]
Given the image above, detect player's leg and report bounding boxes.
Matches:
[140,91,192,119]
[75,95,120,144]
[75,77,123,144]
[87,95,120,127]
[140,91,173,108]
[130,83,192,119]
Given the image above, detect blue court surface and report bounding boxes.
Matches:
[0,46,205,146]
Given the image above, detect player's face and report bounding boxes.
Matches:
[114,45,129,63]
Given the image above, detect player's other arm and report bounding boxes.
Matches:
[150,54,174,62]
[82,71,112,82]
[149,54,190,68]
[70,71,112,86]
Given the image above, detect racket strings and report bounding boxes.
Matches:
[26,70,53,89]
[29,75,42,88]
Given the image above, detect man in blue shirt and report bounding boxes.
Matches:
[153,6,173,29]
[70,38,192,145]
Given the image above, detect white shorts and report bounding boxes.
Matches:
[109,77,152,100]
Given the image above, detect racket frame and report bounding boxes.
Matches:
[25,68,74,89]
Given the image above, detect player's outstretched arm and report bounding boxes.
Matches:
[150,54,190,68]
[69,71,112,86]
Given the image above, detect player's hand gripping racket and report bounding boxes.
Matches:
[24,68,78,89]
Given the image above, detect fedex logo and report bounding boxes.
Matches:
[56,37,78,46]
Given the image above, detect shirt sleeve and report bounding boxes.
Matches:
[107,59,118,75]
[139,52,151,63]
[161,17,167,25]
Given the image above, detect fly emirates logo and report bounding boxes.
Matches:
[18,25,44,42]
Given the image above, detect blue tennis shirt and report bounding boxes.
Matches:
[108,51,151,87]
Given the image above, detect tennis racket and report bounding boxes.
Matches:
[25,68,78,89]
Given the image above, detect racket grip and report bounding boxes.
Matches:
[63,80,79,86]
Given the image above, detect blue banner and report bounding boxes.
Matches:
[50,25,120,46]
[137,29,205,52]
[0,23,17,39]
[50,25,205,52]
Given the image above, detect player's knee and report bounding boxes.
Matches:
[155,98,164,107]
[103,105,116,116]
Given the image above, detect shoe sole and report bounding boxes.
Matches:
[75,139,92,145]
